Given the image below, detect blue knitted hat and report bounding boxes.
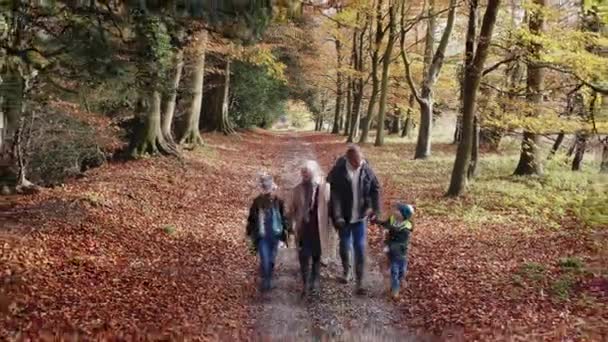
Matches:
[396,203,414,220]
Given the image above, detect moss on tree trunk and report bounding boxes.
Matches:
[131,90,176,157]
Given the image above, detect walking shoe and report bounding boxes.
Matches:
[339,270,351,284]
[355,284,368,295]
[260,279,272,293]
[391,288,400,300]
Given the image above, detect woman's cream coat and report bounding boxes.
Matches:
[290,180,336,259]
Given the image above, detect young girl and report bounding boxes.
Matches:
[246,174,290,293]
[377,203,414,299]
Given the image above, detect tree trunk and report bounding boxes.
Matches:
[344,78,352,136]
[453,115,463,144]
[402,111,413,138]
[404,0,457,158]
[375,1,398,147]
[447,0,500,196]
[162,49,184,145]
[131,89,176,157]
[547,131,565,160]
[423,0,436,76]
[359,0,383,144]
[414,99,433,158]
[201,58,234,134]
[332,38,343,134]
[347,20,366,143]
[467,115,480,180]
[217,60,234,134]
[601,137,608,173]
[454,64,465,145]
[181,31,207,145]
[359,77,378,143]
[0,68,24,182]
[401,94,415,138]
[390,114,401,134]
[514,0,545,176]
[348,84,363,143]
[514,132,542,175]
[571,133,587,171]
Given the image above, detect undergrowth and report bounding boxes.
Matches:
[371,145,606,230]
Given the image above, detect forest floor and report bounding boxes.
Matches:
[1,130,607,341]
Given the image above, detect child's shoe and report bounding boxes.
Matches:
[390,287,400,300]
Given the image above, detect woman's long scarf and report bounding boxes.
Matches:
[257,200,283,238]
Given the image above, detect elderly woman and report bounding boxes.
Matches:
[246,174,290,293]
[290,160,334,296]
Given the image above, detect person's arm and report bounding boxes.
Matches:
[368,165,381,217]
[246,199,258,239]
[278,198,290,234]
[327,163,345,228]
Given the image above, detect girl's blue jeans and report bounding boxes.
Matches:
[258,237,278,290]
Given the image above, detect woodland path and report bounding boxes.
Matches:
[249,133,424,341]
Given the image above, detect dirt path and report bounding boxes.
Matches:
[250,134,424,341]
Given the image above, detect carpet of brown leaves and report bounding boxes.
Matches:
[1,131,292,340]
[305,133,608,341]
[2,131,606,341]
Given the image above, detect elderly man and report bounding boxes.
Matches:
[291,160,333,296]
[327,145,380,294]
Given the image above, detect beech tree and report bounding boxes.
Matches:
[180,30,208,146]
[374,0,400,147]
[447,0,501,196]
[513,0,546,176]
[402,0,457,159]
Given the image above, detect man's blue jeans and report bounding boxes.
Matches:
[338,220,367,283]
[258,237,278,290]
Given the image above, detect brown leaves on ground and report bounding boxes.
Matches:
[303,133,607,341]
[2,131,606,340]
[0,131,290,340]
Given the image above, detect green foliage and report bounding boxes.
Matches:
[551,275,575,300]
[162,224,177,235]
[229,60,289,128]
[518,262,547,281]
[134,14,174,89]
[558,257,585,271]
[580,179,608,228]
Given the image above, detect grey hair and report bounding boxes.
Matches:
[301,160,323,183]
[346,144,363,156]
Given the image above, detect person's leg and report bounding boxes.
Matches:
[338,226,353,282]
[352,221,367,291]
[258,239,271,291]
[270,239,279,275]
[299,246,311,287]
[390,255,401,294]
[310,253,321,291]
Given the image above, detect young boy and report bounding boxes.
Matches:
[246,174,290,293]
[378,203,414,299]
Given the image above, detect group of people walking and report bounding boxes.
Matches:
[246,145,415,299]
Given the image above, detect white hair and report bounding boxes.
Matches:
[301,160,323,184]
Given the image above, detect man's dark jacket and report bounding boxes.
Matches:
[326,156,381,226]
